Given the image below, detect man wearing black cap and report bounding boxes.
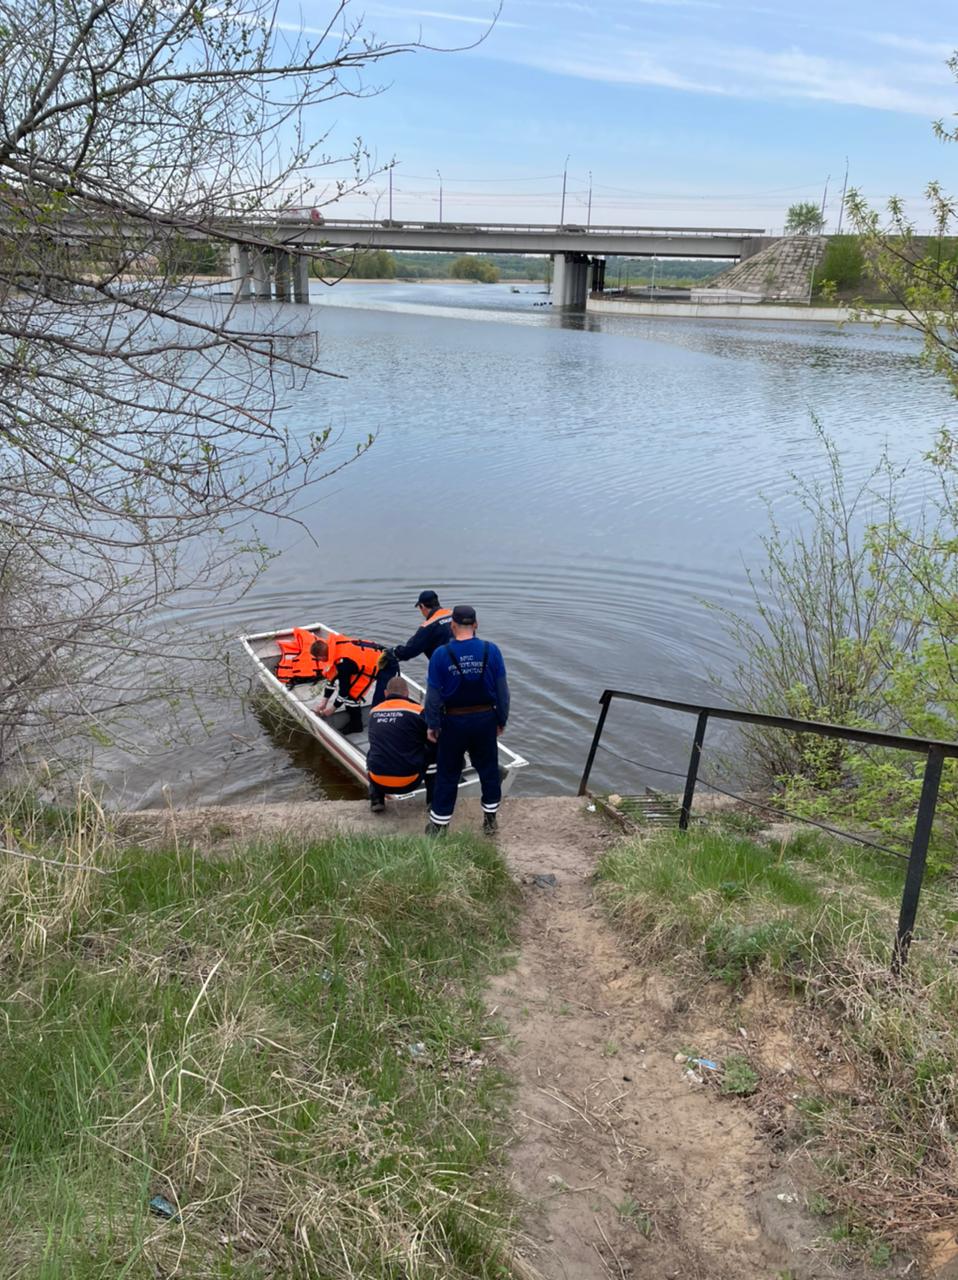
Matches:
[423,605,510,836]
[371,590,453,705]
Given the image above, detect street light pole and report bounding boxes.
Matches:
[836,157,849,234]
[389,166,394,222]
[587,170,592,229]
[436,169,443,222]
[559,154,569,225]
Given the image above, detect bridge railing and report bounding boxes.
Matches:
[578,689,958,972]
[218,215,767,238]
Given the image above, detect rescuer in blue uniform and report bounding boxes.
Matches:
[424,604,510,836]
[372,590,453,704]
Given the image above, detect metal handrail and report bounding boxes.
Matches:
[221,215,768,238]
[578,689,958,972]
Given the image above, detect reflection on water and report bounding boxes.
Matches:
[94,281,958,807]
[248,693,361,799]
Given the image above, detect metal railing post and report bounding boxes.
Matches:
[679,711,709,831]
[578,691,612,795]
[892,745,945,974]
[578,688,958,961]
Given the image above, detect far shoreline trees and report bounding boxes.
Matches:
[450,254,500,282]
[318,251,727,285]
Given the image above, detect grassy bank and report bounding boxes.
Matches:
[595,825,958,1254]
[0,796,518,1278]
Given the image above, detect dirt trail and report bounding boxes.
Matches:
[488,798,787,1280]
[123,797,793,1279]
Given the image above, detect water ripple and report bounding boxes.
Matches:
[92,284,956,806]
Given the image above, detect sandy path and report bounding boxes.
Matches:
[488,798,785,1280]
[123,796,789,1278]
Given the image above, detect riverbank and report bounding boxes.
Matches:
[587,296,911,324]
[0,797,520,1279]
[3,791,951,1275]
[121,796,803,1278]
[122,796,942,1276]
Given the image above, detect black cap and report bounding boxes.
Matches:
[452,604,477,625]
[416,589,440,608]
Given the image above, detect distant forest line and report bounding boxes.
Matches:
[164,240,731,286]
[312,249,729,285]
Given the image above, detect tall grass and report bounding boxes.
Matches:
[596,828,958,1244]
[0,793,518,1279]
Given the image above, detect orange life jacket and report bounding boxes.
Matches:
[421,607,452,629]
[276,627,322,684]
[321,634,384,702]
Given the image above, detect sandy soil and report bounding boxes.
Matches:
[120,797,852,1279]
[484,799,791,1280]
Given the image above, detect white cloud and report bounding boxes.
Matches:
[494,34,954,117]
[397,7,527,26]
[869,33,954,59]
[516,49,730,96]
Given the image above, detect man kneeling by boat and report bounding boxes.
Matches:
[311,635,384,735]
[366,677,436,812]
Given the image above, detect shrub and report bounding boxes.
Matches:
[450,255,500,283]
[813,236,865,294]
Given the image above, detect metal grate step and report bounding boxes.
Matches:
[614,789,681,828]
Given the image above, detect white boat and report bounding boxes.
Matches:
[240,621,529,802]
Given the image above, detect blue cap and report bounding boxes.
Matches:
[416,590,440,607]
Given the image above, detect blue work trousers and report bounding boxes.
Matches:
[429,709,501,826]
[372,655,400,707]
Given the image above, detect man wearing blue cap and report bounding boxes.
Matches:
[423,605,510,836]
[371,590,453,704]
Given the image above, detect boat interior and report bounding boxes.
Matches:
[256,640,485,790]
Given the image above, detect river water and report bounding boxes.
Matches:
[97,281,957,808]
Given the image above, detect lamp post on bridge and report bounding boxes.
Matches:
[559,154,569,226]
[436,168,443,222]
[587,170,592,229]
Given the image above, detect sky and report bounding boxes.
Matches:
[287,0,957,232]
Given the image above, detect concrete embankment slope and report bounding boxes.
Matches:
[699,234,828,301]
[120,797,808,1279]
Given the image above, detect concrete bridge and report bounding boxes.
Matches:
[224,217,771,309]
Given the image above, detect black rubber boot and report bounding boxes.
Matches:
[482,812,498,836]
[370,798,385,813]
[424,820,446,837]
[343,706,364,735]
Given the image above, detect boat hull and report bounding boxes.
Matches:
[240,621,528,803]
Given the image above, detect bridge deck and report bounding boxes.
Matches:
[221,217,769,260]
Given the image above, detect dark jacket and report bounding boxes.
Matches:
[366,697,428,785]
[393,607,453,662]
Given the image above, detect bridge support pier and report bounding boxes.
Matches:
[274,251,291,302]
[250,250,271,300]
[229,244,251,300]
[292,253,310,303]
[550,252,591,308]
[228,245,312,303]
